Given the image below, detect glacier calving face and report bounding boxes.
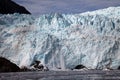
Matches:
[0,7,120,70]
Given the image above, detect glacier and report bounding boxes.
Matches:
[0,7,120,70]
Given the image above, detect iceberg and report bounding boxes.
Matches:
[0,7,120,70]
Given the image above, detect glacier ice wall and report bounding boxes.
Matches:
[0,7,120,70]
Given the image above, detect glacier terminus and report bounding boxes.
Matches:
[0,7,120,70]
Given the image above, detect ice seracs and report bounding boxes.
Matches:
[0,7,120,70]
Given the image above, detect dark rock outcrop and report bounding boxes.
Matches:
[74,64,86,69]
[0,0,31,14]
[0,57,20,72]
[31,60,44,70]
[117,66,120,70]
[30,60,49,71]
[20,66,31,72]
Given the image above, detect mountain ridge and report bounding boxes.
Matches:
[0,0,31,14]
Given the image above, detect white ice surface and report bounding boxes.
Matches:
[0,7,120,70]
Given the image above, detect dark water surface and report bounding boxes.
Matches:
[0,70,120,80]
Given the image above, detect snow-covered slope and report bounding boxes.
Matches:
[0,7,120,70]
